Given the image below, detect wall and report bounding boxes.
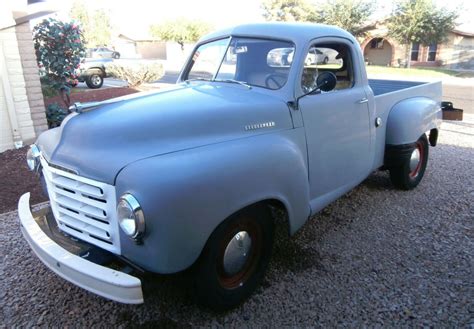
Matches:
[0,22,47,152]
[364,41,393,66]
[114,38,138,58]
[16,22,47,135]
[136,41,167,59]
[0,78,14,151]
[0,25,35,151]
[438,32,474,70]
[359,23,405,66]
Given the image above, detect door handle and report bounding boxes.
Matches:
[357,98,368,104]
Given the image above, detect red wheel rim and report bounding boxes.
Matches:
[216,219,262,290]
[409,141,424,178]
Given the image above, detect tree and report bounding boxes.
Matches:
[90,9,112,46]
[311,0,375,36]
[387,0,458,68]
[70,0,112,47]
[150,19,212,51]
[261,0,315,22]
[33,18,85,106]
[69,0,89,39]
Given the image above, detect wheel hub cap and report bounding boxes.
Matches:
[92,76,101,85]
[409,147,421,173]
[223,231,252,276]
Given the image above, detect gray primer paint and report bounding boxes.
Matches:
[35,23,442,274]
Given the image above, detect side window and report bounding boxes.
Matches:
[301,43,354,93]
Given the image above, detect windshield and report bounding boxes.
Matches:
[185,37,295,90]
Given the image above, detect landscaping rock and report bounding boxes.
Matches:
[1,115,472,327]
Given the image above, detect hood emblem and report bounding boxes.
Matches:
[245,121,275,131]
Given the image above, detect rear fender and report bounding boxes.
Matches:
[386,97,441,145]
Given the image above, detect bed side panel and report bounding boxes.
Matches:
[372,81,442,168]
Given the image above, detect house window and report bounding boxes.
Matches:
[427,43,437,61]
[411,43,420,61]
[370,38,384,49]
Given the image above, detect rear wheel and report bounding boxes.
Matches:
[85,73,104,89]
[194,205,274,310]
[389,134,429,190]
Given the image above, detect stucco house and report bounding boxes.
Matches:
[359,21,474,70]
[0,1,55,152]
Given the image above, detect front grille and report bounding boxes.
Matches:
[40,156,120,254]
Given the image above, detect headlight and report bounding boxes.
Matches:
[117,193,145,241]
[26,144,40,171]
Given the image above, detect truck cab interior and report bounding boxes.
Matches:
[301,43,355,93]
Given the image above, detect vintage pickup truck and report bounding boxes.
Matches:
[19,23,442,310]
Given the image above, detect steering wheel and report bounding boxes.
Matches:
[264,73,287,89]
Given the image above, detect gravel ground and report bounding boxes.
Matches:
[0,147,47,214]
[1,116,473,327]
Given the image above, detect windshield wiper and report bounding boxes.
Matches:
[185,77,211,83]
[185,77,252,89]
[214,79,252,89]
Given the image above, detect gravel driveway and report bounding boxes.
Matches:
[1,116,473,327]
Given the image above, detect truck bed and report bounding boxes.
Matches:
[369,79,442,169]
[369,79,426,96]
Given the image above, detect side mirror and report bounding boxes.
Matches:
[292,71,338,111]
[315,71,337,92]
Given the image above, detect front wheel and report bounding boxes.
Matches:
[194,205,274,310]
[389,134,429,190]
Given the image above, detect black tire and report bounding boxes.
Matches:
[323,56,329,64]
[389,134,429,190]
[194,204,274,310]
[113,52,120,59]
[85,73,104,89]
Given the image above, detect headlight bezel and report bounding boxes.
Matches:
[117,193,146,241]
[26,144,41,171]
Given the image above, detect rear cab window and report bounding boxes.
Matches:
[301,43,355,93]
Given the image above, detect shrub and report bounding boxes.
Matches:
[39,76,58,98]
[106,61,164,89]
[33,18,85,105]
[46,103,68,128]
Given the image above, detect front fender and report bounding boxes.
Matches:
[386,97,441,145]
[115,129,309,274]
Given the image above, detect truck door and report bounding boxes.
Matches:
[298,39,372,203]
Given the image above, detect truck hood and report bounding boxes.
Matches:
[37,83,293,184]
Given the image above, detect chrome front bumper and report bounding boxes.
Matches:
[18,193,144,304]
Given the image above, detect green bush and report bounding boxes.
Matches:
[106,61,164,88]
[40,76,58,98]
[33,18,85,101]
[46,103,68,128]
